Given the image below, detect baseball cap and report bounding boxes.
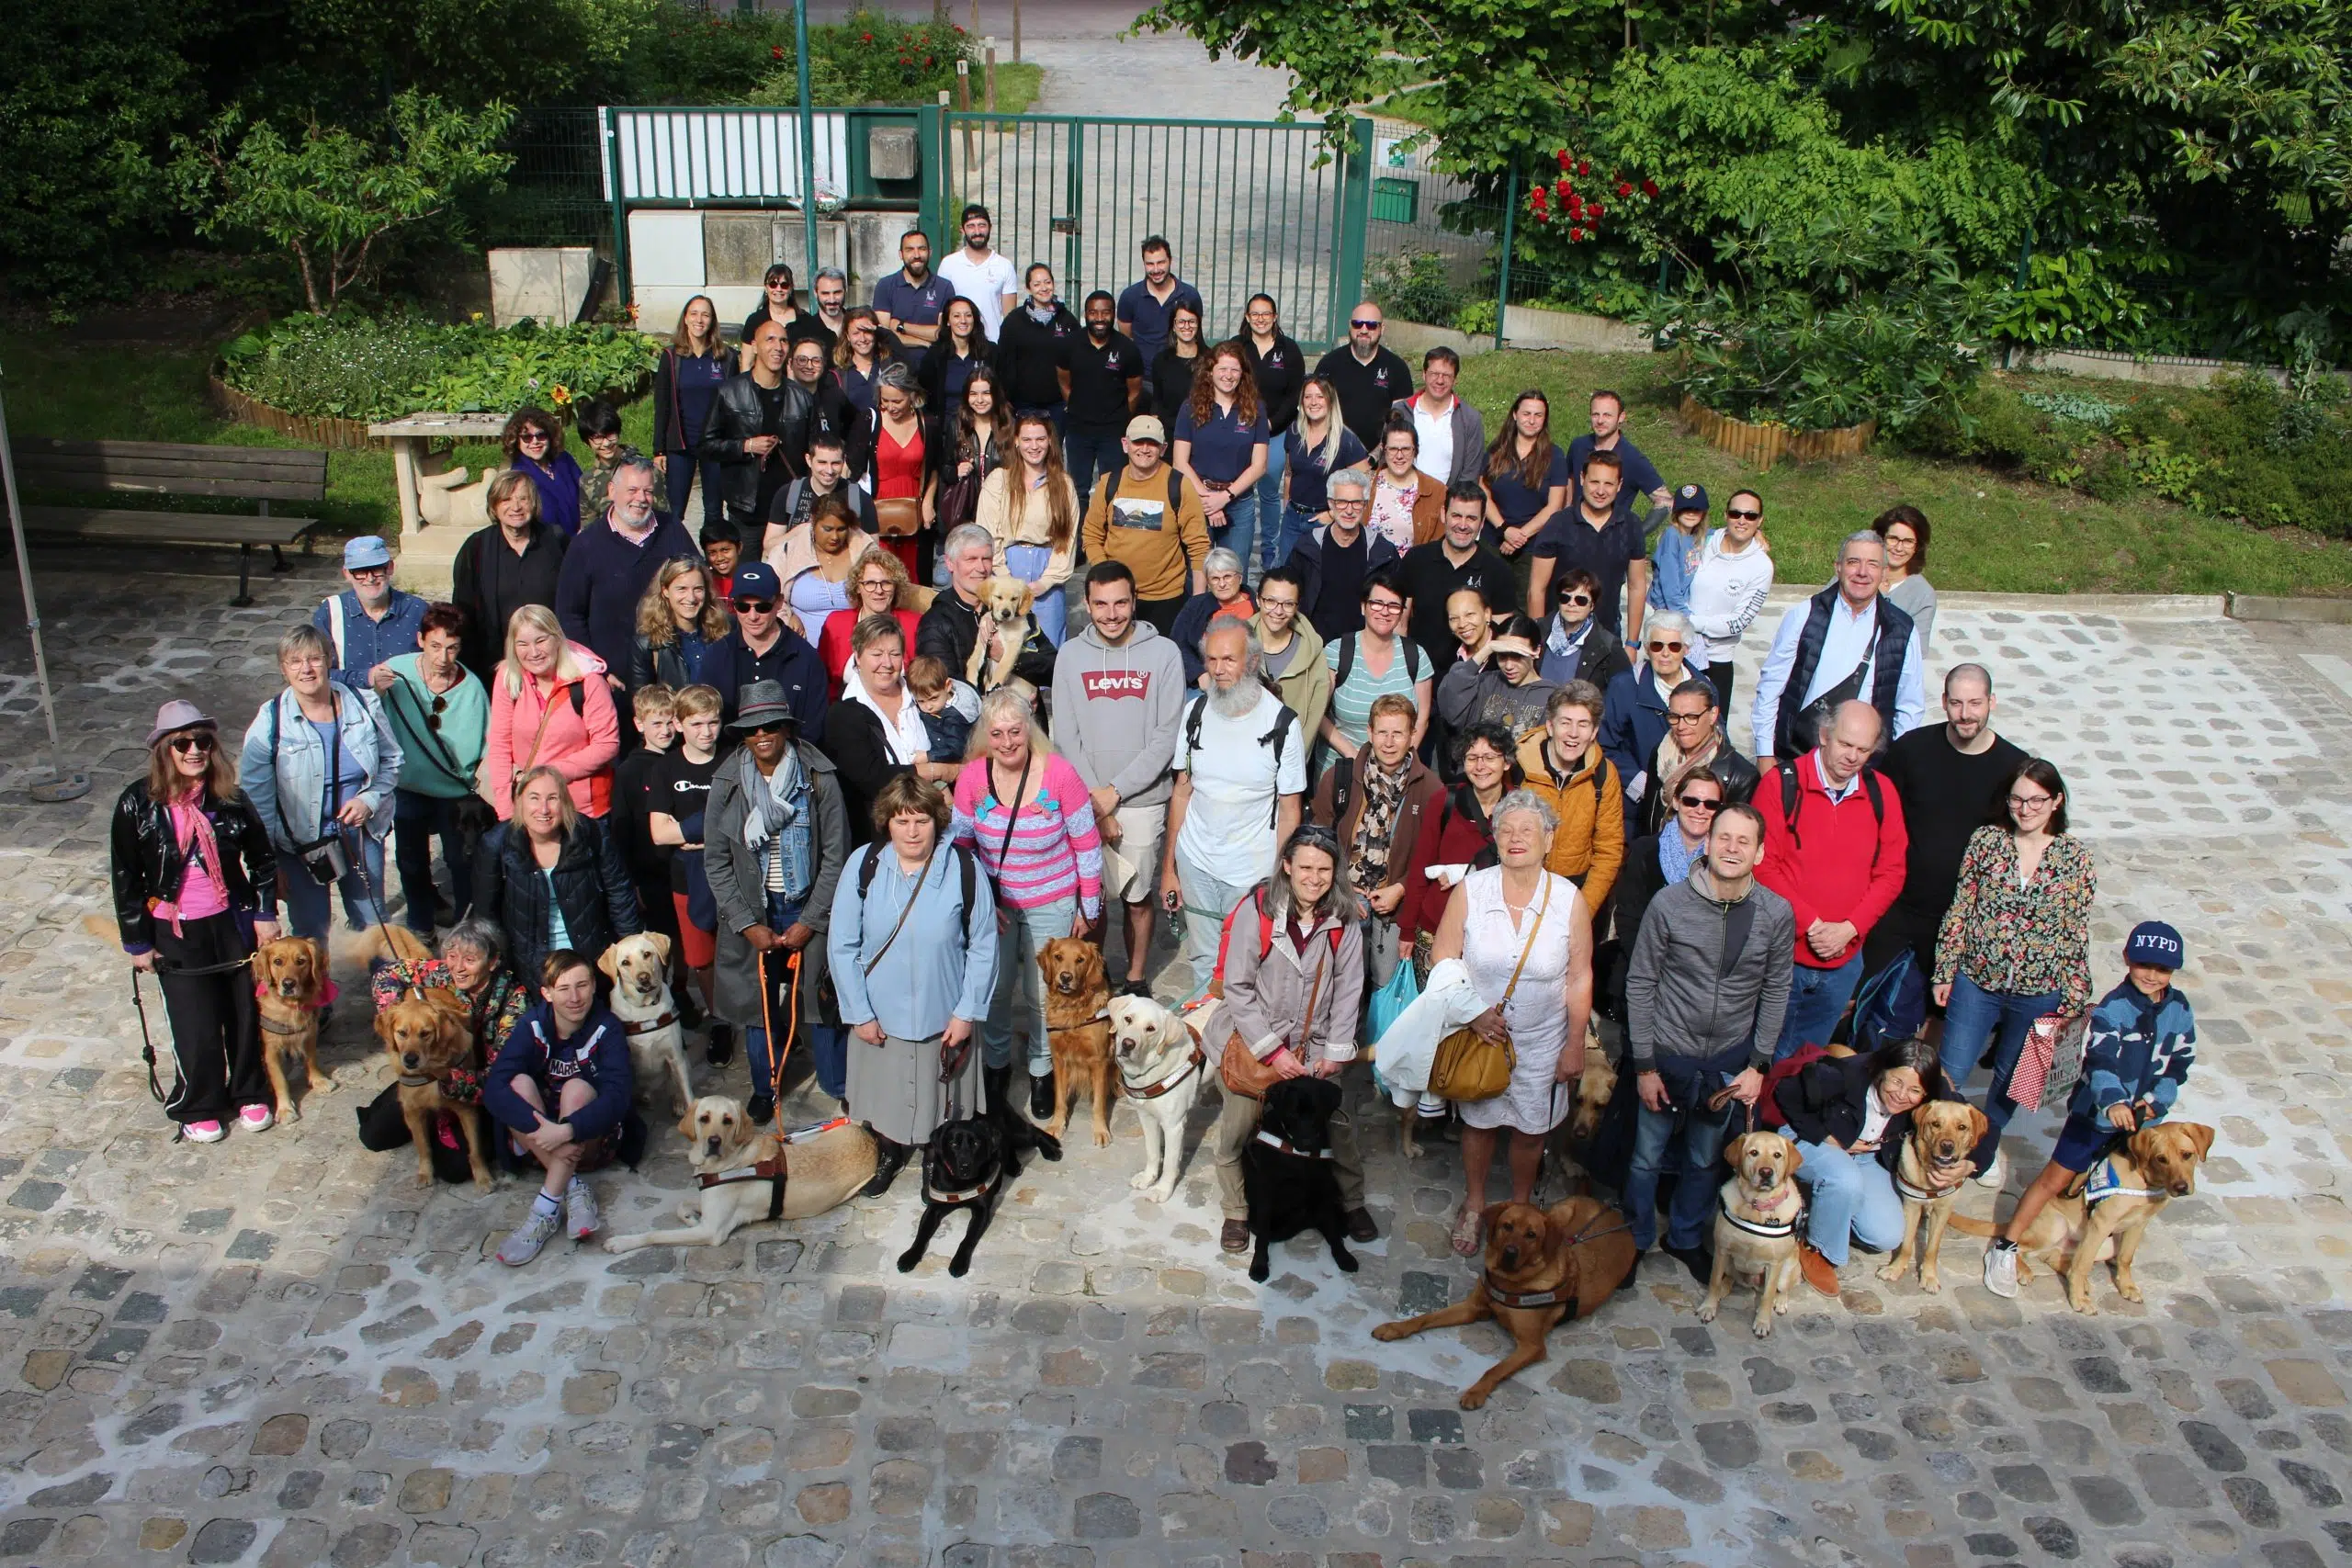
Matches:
[343,536,394,570]
[730,562,781,601]
[1671,483,1709,515]
[1125,415,1166,445]
[2124,920,2184,969]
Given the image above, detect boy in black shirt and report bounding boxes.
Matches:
[650,684,727,1062]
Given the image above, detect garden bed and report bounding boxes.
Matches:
[1679,396,1873,469]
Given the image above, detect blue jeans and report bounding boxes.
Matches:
[1939,972,2062,1169]
[1623,1040,1753,1251]
[747,891,845,1100]
[1254,438,1288,574]
[1795,1141,1905,1266]
[1064,429,1125,505]
[1274,502,1318,571]
[1775,952,1865,1061]
[1209,491,1261,583]
[662,451,724,532]
[1005,543,1067,645]
[279,828,387,942]
[985,895,1079,1076]
[392,791,474,935]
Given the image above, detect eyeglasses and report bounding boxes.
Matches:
[1676,795,1722,811]
[2007,794,2054,809]
[1665,710,1713,726]
[1647,640,1686,652]
[1561,592,1594,607]
[1725,507,1761,520]
[348,566,390,581]
[1350,319,1380,331]
[731,598,775,614]
[167,734,214,755]
[1364,598,1404,614]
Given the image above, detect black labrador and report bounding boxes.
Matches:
[1242,1077,1360,1283]
[896,1088,1062,1277]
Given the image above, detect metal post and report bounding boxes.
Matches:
[795,0,820,285]
[1012,0,1022,61]
[604,106,632,320]
[985,39,997,115]
[0,375,88,803]
[1494,166,1518,352]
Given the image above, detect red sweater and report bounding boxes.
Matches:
[1756,751,1908,969]
[1396,787,1500,943]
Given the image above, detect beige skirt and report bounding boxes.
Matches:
[846,1032,988,1146]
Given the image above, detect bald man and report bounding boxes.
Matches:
[701,318,815,532]
[1314,300,1414,450]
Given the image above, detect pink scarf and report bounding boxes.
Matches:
[151,796,229,937]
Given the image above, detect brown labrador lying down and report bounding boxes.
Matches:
[1949,1122,2215,1314]
[1371,1196,1637,1409]
[1877,1099,1989,1292]
[605,1096,876,1252]
[1699,1131,1805,1338]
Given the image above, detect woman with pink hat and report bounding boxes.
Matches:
[108,699,283,1143]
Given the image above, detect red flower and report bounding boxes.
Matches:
[1566,192,1583,216]
[1555,149,1571,172]
[1569,227,1586,242]
[1641,178,1659,197]
[1554,179,1570,200]
[1589,203,1605,219]
[861,29,873,40]
[1530,188,1548,211]
[771,44,785,58]
[1616,180,1634,197]
[925,53,934,63]
[954,22,966,31]
[1577,159,1590,175]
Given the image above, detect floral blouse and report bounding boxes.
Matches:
[1932,826,2096,1014]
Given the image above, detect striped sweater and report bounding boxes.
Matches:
[950,753,1104,919]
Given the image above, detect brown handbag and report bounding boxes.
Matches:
[874,497,922,538]
[1219,931,1329,1101]
[1428,875,1548,1102]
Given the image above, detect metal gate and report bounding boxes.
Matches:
[939,113,1374,352]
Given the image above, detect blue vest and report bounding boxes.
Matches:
[1773,587,1914,759]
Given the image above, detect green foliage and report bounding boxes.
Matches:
[220,314,657,423]
[1366,249,1465,327]
[745,8,978,107]
[1988,251,2155,350]
[171,93,514,315]
[2018,390,2121,428]
[1454,299,1498,338]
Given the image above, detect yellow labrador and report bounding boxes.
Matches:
[605,1096,876,1253]
[599,933,693,1117]
[1698,1131,1805,1337]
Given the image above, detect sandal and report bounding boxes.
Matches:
[1449,1205,1484,1258]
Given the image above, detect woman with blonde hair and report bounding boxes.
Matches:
[111,698,281,1143]
[628,556,731,694]
[771,491,875,655]
[472,765,641,990]
[818,545,922,694]
[451,468,568,680]
[976,412,1080,645]
[482,604,621,820]
[653,293,730,526]
[1275,373,1367,567]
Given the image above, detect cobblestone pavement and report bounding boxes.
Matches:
[0,557,2347,1568]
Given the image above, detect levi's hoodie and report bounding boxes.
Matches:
[1048,618,1187,808]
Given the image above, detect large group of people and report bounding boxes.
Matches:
[108,233,2193,1301]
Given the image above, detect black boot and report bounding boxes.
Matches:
[1029,1068,1057,1121]
[982,1065,1012,1116]
[705,1021,735,1067]
[861,1136,910,1198]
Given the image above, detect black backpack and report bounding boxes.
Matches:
[1776,761,1884,861]
[1094,468,1187,524]
[1330,633,1424,693]
[856,840,978,919]
[1183,690,1299,827]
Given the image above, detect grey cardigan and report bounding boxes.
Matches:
[1623,865,1795,1073]
[705,743,851,1030]
[1392,394,1487,487]
[1220,891,1367,1065]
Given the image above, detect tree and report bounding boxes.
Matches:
[172,92,514,314]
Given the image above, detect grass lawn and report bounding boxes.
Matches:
[1455,349,2352,597]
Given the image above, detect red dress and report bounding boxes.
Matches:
[873,420,927,575]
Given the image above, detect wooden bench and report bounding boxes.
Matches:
[12,440,327,604]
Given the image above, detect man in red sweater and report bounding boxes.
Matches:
[1756,700,1908,1060]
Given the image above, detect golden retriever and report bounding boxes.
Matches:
[1699,1131,1806,1337]
[250,935,334,1121]
[967,573,1036,693]
[1037,936,1114,1146]
[1876,1099,1986,1292]
[373,986,493,1190]
[604,1095,876,1252]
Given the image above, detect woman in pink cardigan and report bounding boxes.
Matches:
[950,687,1103,1120]
[482,604,621,819]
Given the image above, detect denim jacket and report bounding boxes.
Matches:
[238,686,403,851]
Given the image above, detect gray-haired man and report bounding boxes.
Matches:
[1286,467,1400,643]
[1748,530,1925,767]
[915,523,1057,691]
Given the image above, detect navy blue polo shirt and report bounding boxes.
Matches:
[1170,400,1269,487]
[1531,503,1646,634]
[1116,277,1204,365]
[873,271,953,337]
[1566,432,1664,509]
[1486,443,1569,531]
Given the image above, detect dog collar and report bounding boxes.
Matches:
[1485,1279,1573,1311]
[396,1071,437,1088]
[623,1010,679,1036]
[1122,1047,1204,1100]
[924,1178,992,1204]
[254,977,337,1010]
[2084,1160,2165,1205]
[259,1013,314,1037]
[1253,1129,1335,1159]
[1719,1193,1799,1238]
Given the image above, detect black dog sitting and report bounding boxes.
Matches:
[1242,1077,1359,1283]
[896,1083,1061,1277]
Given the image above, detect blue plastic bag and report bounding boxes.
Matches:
[1365,958,1419,1100]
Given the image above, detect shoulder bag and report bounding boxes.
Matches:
[1220,918,1330,1101]
[1428,874,1549,1101]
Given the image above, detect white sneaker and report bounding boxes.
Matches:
[1973,1149,2007,1190]
[1983,1242,2019,1298]
[497,1207,561,1266]
[564,1178,600,1241]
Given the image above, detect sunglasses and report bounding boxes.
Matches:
[1350,319,1380,330]
[746,721,787,736]
[1561,592,1594,607]
[517,430,551,444]
[1726,507,1761,520]
[731,598,775,614]
[167,734,215,755]
[424,693,448,732]
[1677,795,1723,811]
[1647,640,1686,652]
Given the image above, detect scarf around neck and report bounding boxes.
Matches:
[737,744,804,853]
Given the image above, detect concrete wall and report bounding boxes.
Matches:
[488,248,597,328]
[1385,308,1652,358]
[2005,346,2289,389]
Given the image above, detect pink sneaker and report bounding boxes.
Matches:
[239,1104,276,1133]
[184,1120,226,1144]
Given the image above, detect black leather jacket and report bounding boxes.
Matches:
[473,817,643,984]
[699,374,817,515]
[108,781,278,953]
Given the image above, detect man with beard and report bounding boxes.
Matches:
[555,457,699,702]
[1058,289,1143,500]
[935,203,1020,336]
[871,228,951,359]
[1160,617,1306,998]
[787,337,868,479]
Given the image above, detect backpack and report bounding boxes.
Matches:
[1331,632,1424,694]
[855,840,978,922]
[1848,948,1928,1055]
[1777,761,1883,861]
[1757,1042,1834,1131]
[1094,468,1187,525]
[1182,691,1299,826]
[1209,883,1344,999]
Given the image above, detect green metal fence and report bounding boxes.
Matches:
[940,112,1374,352]
[481,107,611,249]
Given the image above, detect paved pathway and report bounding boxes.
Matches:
[0,556,2346,1567]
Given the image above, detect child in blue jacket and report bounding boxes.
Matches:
[483,949,635,1265]
[1982,919,2193,1297]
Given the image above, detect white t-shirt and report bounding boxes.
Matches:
[1171,687,1309,886]
[937,250,1020,336]
[1410,397,1454,485]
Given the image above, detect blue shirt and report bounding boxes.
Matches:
[309,716,368,818]
[1116,277,1205,365]
[1486,444,1568,532]
[1171,400,1269,487]
[873,270,954,337]
[2074,979,2196,1121]
[1566,433,1663,510]
[1283,426,1369,514]
[313,589,429,692]
[828,844,999,1040]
